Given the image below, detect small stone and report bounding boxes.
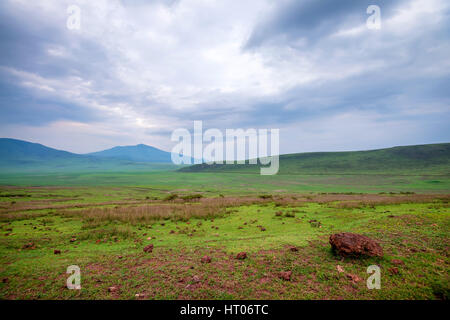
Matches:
[280,271,292,281]
[108,286,118,293]
[54,249,61,255]
[336,265,344,273]
[236,252,247,260]
[70,238,76,243]
[391,259,404,265]
[346,273,363,283]
[143,244,154,253]
[201,256,212,263]
[388,267,399,275]
[192,275,200,283]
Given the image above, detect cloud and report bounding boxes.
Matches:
[0,0,448,154]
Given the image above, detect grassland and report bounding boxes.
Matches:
[0,185,448,300]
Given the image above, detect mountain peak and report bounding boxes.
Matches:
[87,144,172,163]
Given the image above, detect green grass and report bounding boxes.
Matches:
[1,171,449,194]
[0,188,448,300]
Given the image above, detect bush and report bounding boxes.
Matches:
[181,194,203,201]
[164,194,178,201]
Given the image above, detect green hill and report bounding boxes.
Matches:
[180,143,450,175]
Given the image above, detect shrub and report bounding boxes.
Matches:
[164,194,178,201]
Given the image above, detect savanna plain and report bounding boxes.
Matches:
[0,170,448,300]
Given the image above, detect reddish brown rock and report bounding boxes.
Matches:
[143,244,154,253]
[236,252,247,260]
[329,233,383,257]
[288,246,298,252]
[201,255,212,263]
[70,238,76,243]
[54,249,61,255]
[280,271,292,281]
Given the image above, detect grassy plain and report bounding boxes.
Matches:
[0,180,448,300]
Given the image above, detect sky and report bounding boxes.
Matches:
[0,0,449,154]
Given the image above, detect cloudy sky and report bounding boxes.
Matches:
[0,0,449,154]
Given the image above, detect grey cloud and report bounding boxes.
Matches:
[245,0,408,48]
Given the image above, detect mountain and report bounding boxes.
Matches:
[0,138,84,163]
[180,143,450,175]
[0,138,178,173]
[86,144,172,163]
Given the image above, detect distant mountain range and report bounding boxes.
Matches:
[1,138,449,175]
[0,138,177,173]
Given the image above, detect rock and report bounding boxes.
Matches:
[388,267,399,275]
[346,273,363,283]
[2,278,8,283]
[391,259,404,265]
[192,275,201,283]
[201,255,212,263]
[22,242,35,250]
[336,265,345,273]
[236,252,247,260]
[118,256,123,259]
[143,244,154,253]
[329,233,383,257]
[280,271,292,281]
[54,249,61,255]
[70,238,76,243]
[108,286,118,293]
[288,246,298,252]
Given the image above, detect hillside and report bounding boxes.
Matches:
[86,144,172,163]
[180,143,450,175]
